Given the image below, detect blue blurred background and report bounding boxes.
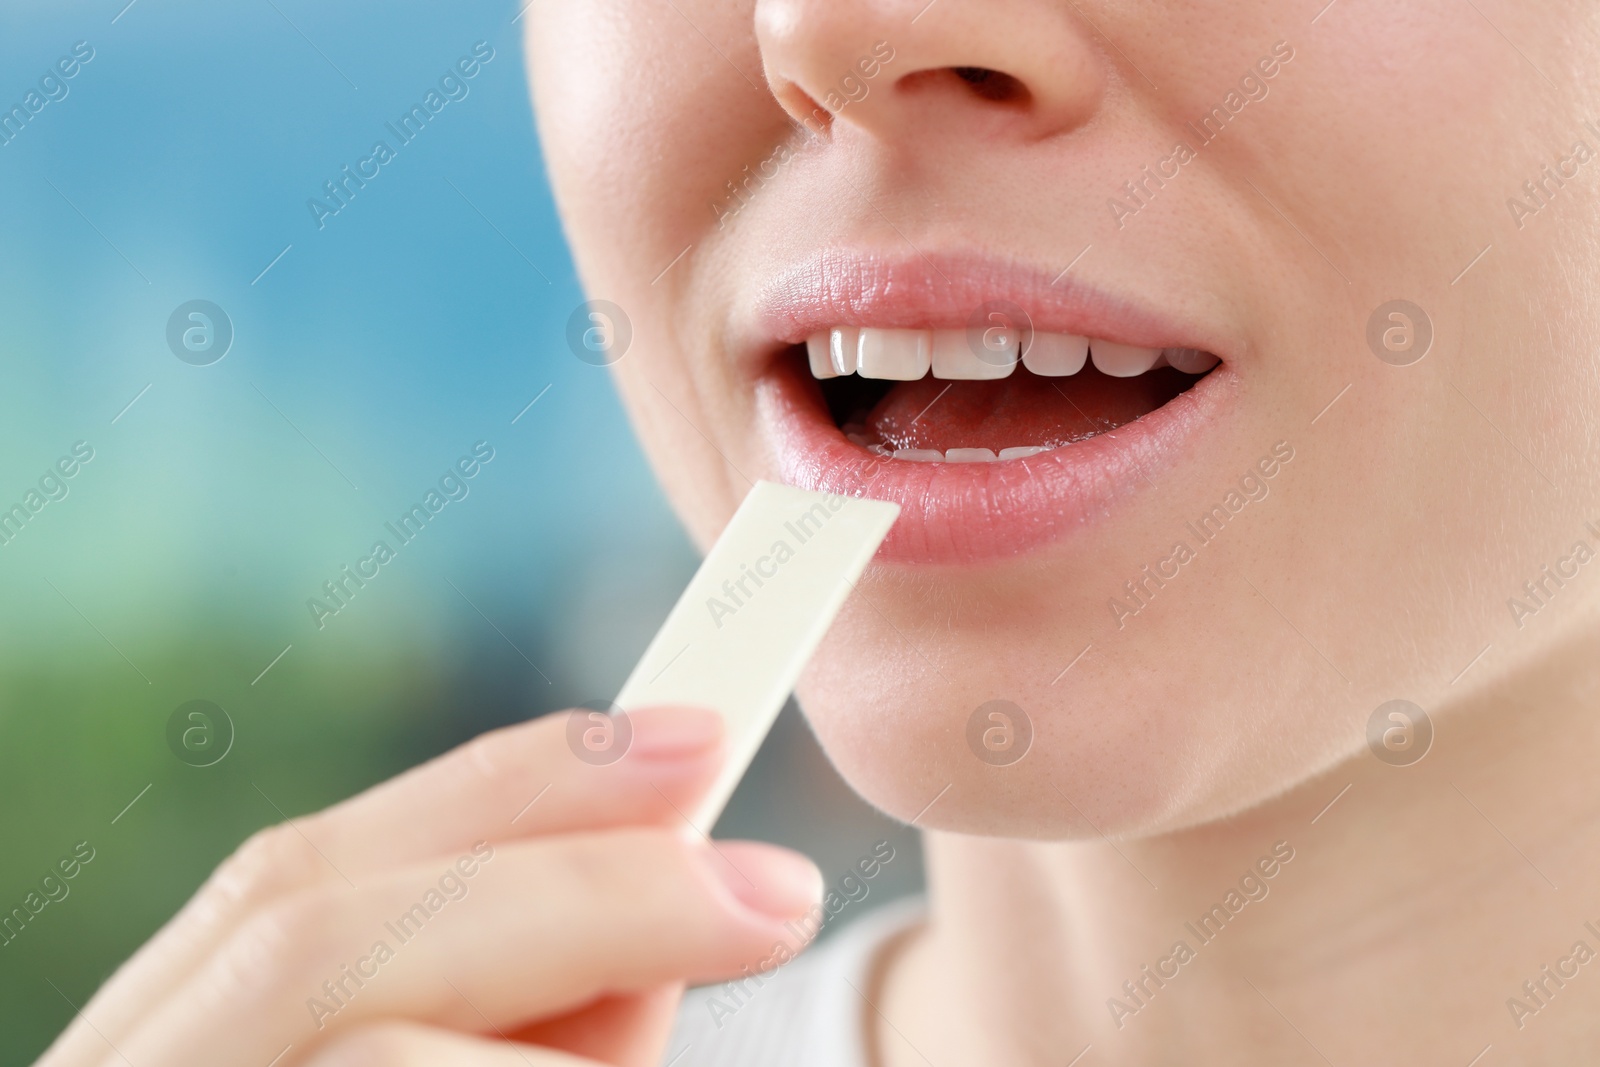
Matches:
[0,2,919,1060]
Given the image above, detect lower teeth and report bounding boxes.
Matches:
[890,445,1052,463]
[844,430,1053,463]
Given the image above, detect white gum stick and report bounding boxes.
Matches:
[613,481,899,834]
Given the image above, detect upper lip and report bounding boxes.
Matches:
[748,248,1233,365]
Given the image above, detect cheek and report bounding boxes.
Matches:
[526,1,794,549]
[526,0,783,284]
[1261,7,1509,256]
[527,2,686,270]
[1267,4,1600,674]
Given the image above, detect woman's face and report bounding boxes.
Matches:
[526,1,1600,836]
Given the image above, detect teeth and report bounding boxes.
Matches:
[807,329,1215,381]
[1022,333,1089,376]
[1163,347,1221,374]
[875,445,1050,463]
[1090,341,1162,377]
[806,334,837,379]
[857,328,932,380]
[830,327,860,375]
[931,329,1016,379]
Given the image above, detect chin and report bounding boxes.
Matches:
[792,541,1363,842]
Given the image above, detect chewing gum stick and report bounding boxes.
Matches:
[613,481,898,834]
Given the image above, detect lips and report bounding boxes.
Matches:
[745,252,1237,565]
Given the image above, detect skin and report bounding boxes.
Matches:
[525,0,1600,1062]
[45,1,1600,1064]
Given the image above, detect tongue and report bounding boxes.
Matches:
[857,365,1195,453]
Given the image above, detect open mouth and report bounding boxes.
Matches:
[805,327,1218,463]
[748,253,1236,565]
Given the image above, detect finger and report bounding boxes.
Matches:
[116,833,820,1067]
[312,703,729,864]
[300,1020,597,1067]
[509,984,684,1067]
[40,706,724,1067]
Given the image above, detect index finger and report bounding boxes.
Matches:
[307,703,727,870]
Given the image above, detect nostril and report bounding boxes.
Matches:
[775,82,832,134]
[895,66,1034,108]
[951,66,1028,104]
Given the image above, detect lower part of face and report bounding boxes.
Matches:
[528,0,1600,836]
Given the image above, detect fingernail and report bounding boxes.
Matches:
[701,841,823,922]
[625,705,725,762]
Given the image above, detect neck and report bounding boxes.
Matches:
[877,634,1600,1066]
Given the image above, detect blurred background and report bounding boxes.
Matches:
[0,1,920,1060]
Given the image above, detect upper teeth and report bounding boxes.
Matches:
[806,328,1217,380]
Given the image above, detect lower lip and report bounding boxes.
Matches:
[755,358,1237,565]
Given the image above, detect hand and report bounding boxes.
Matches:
[39,706,822,1066]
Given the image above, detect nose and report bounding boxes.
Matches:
[754,0,1105,143]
